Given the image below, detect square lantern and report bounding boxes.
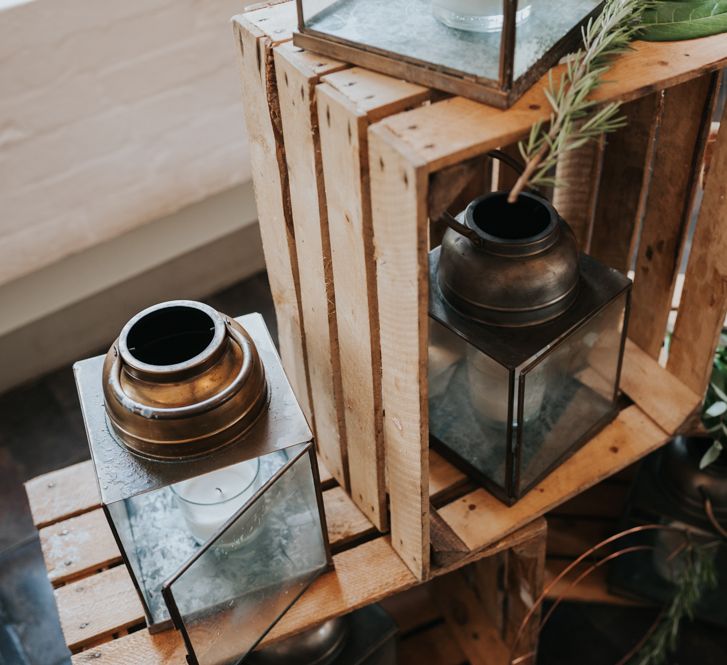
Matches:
[293,0,604,108]
[74,301,332,665]
[428,192,631,504]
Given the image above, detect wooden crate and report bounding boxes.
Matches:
[234,0,726,588]
[24,454,546,664]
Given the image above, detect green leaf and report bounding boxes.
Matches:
[699,440,723,468]
[641,0,727,41]
[704,400,727,417]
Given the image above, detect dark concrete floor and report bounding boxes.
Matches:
[0,270,724,665]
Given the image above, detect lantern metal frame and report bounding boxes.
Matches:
[74,313,333,657]
[428,247,632,504]
[292,0,605,108]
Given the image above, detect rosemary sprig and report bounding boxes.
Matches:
[632,542,719,665]
[508,0,648,202]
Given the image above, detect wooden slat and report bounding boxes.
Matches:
[552,128,604,252]
[57,565,145,651]
[25,461,99,528]
[629,73,720,358]
[40,509,120,586]
[667,100,727,395]
[378,583,440,634]
[317,69,430,531]
[589,93,661,272]
[63,519,540,660]
[369,124,431,580]
[72,630,183,664]
[233,12,313,424]
[432,569,510,665]
[273,43,350,487]
[437,405,667,554]
[429,450,468,505]
[398,623,467,665]
[324,486,377,551]
[546,516,614,559]
[549,482,629,519]
[621,339,701,435]
[372,34,727,174]
[544,559,649,607]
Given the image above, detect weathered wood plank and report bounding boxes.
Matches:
[233,14,313,423]
[398,623,467,665]
[369,124,431,579]
[667,99,727,395]
[62,519,539,659]
[432,569,510,665]
[317,68,430,531]
[273,43,350,487]
[373,34,727,173]
[629,73,720,358]
[57,565,145,651]
[40,509,120,586]
[438,406,668,553]
[621,339,701,435]
[552,129,604,252]
[544,559,650,606]
[589,93,661,272]
[25,461,99,528]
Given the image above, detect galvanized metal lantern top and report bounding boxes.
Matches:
[294,0,604,108]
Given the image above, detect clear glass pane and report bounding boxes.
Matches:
[165,448,328,665]
[302,0,503,83]
[428,318,510,490]
[109,450,291,625]
[518,292,626,491]
[513,0,600,80]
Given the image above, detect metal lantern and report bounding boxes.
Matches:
[74,301,332,664]
[428,190,631,504]
[608,436,727,626]
[293,0,604,108]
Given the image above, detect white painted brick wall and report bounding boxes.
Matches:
[0,0,256,286]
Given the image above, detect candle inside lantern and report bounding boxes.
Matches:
[432,0,532,32]
[171,459,261,545]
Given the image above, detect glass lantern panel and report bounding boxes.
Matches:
[428,318,511,491]
[517,292,627,492]
[513,0,601,80]
[301,0,504,84]
[107,449,294,626]
[163,445,328,665]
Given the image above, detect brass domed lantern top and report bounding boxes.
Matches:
[437,191,580,327]
[103,300,269,460]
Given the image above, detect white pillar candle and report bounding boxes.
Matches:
[432,0,531,33]
[171,459,261,545]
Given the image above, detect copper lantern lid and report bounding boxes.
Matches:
[102,300,269,460]
[437,191,580,327]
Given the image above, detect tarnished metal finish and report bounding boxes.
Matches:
[250,616,349,665]
[437,191,580,327]
[102,301,269,460]
[660,435,727,523]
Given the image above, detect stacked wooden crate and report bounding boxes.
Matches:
[21,0,727,662]
[235,0,724,583]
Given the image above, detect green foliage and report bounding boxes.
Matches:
[510,0,647,199]
[641,1,727,41]
[699,331,727,469]
[632,543,718,665]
